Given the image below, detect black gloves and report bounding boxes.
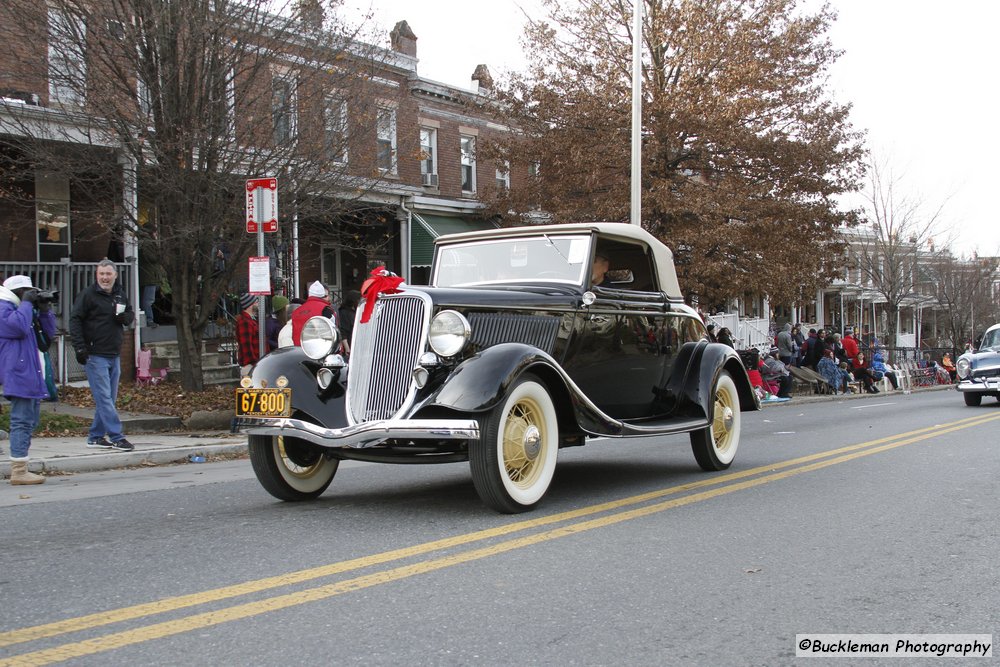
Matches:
[75,349,89,365]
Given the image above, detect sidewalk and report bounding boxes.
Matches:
[1,400,243,476]
[2,383,955,477]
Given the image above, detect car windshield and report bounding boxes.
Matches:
[433,235,591,287]
[980,328,1000,350]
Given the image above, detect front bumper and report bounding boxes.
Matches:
[234,416,480,449]
[956,377,1000,393]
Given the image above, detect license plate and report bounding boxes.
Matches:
[235,388,291,417]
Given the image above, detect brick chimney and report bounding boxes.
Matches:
[472,64,493,93]
[391,21,417,58]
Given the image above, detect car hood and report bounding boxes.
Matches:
[958,348,1000,371]
[409,285,583,310]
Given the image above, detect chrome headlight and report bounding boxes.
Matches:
[428,310,470,357]
[956,357,971,379]
[301,316,339,360]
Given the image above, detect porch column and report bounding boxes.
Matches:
[398,197,412,284]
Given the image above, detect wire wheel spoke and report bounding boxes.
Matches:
[277,436,321,477]
[503,402,541,484]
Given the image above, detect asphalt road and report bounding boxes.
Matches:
[2,390,997,666]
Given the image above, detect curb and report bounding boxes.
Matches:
[760,382,953,407]
[1,442,248,476]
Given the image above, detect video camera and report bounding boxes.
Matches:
[34,289,59,305]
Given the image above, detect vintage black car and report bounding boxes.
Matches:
[235,223,759,513]
[956,322,1000,406]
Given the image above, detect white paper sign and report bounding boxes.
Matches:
[248,256,271,295]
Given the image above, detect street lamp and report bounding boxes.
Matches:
[630,0,642,226]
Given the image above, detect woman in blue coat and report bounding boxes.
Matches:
[0,275,56,485]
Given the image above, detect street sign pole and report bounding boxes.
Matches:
[245,177,278,362]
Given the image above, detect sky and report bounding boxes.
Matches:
[342,0,1000,257]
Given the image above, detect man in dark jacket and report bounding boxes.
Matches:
[801,328,821,369]
[69,259,135,451]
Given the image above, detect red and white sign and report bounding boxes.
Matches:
[246,177,278,233]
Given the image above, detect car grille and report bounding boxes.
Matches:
[347,295,426,423]
[972,367,1000,379]
[468,313,560,354]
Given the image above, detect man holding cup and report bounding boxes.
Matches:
[70,259,136,451]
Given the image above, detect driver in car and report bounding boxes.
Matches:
[592,254,611,287]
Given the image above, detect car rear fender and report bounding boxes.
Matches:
[670,342,759,417]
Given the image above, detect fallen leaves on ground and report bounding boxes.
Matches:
[60,382,233,419]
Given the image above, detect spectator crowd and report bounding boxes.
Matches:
[705,321,955,400]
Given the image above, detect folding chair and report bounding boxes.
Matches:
[136,348,167,386]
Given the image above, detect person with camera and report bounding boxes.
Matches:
[69,259,135,452]
[0,275,57,484]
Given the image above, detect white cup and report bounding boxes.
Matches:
[115,304,126,315]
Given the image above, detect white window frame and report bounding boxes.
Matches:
[136,73,152,122]
[376,104,397,174]
[223,65,236,138]
[320,245,342,293]
[420,127,437,182]
[324,95,348,164]
[496,160,510,192]
[460,134,477,194]
[35,173,71,262]
[48,8,86,107]
[271,69,298,144]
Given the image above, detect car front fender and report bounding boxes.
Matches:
[417,343,557,413]
[412,343,651,437]
[250,347,349,430]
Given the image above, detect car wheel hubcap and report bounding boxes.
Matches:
[522,425,541,460]
[713,388,736,452]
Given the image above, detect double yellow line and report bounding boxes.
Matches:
[2,412,997,666]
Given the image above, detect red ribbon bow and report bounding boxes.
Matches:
[360,266,404,323]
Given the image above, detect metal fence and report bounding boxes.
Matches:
[1,261,133,332]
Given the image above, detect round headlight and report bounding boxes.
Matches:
[301,316,338,360]
[956,357,971,379]
[429,310,470,357]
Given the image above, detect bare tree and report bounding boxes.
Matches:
[924,250,998,355]
[0,0,402,389]
[482,0,865,305]
[854,156,944,345]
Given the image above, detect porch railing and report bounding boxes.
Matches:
[0,261,133,331]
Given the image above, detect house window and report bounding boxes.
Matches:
[324,96,348,164]
[272,75,297,144]
[136,74,152,123]
[36,200,70,261]
[460,135,476,193]
[376,106,397,174]
[528,161,540,179]
[36,173,71,262]
[420,128,437,186]
[496,160,510,192]
[48,8,86,107]
[320,246,341,292]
